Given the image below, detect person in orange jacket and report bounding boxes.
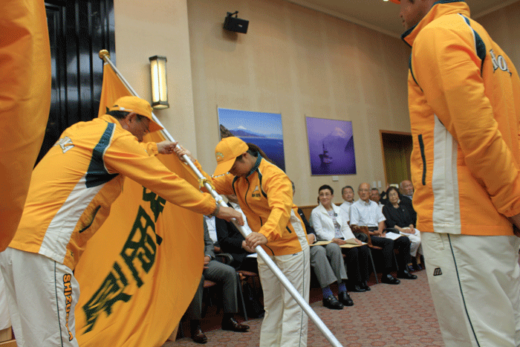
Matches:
[0,96,242,347]
[175,136,310,347]
[0,0,51,251]
[392,0,520,346]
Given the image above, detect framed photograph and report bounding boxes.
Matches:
[305,117,356,175]
[218,108,286,171]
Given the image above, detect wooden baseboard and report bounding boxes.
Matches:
[0,328,12,343]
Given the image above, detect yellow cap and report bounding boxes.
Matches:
[108,96,163,133]
[213,137,249,176]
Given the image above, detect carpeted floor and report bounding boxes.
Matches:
[164,269,444,346]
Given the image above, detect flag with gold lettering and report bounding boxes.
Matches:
[0,0,51,251]
[74,62,204,346]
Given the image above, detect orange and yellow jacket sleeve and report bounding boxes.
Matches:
[259,167,293,242]
[0,0,51,251]
[193,160,235,196]
[105,135,216,216]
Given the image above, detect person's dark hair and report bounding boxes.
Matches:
[291,180,295,193]
[107,110,146,123]
[319,184,334,195]
[107,110,129,119]
[341,185,353,195]
[236,142,273,163]
[386,186,400,199]
[371,188,379,193]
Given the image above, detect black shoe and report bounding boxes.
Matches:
[338,291,354,306]
[361,281,371,291]
[190,326,208,344]
[322,295,344,310]
[350,284,366,292]
[221,317,250,332]
[381,274,401,285]
[397,270,418,280]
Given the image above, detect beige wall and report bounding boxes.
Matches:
[188,0,410,206]
[477,1,520,69]
[112,0,520,207]
[114,0,200,156]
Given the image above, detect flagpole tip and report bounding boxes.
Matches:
[99,49,110,60]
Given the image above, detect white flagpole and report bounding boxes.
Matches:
[99,50,343,347]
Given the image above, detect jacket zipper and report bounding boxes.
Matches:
[418,134,426,186]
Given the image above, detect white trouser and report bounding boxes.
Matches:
[0,248,80,347]
[402,229,422,257]
[421,232,520,347]
[258,247,310,347]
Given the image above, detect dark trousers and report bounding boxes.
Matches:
[371,236,411,274]
[342,245,370,283]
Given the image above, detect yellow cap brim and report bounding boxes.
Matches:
[213,158,236,177]
[148,119,164,133]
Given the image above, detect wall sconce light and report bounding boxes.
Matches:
[149,55,169,109]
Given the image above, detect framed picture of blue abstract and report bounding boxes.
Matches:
[305,117,356,175]
[218,108,286,171]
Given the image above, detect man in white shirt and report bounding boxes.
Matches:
[339,185,355,222]
[400,180,414,201]
[350,183,416,284]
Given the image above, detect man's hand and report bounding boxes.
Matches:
[332,238,346,245]
[216,206,244,225]
[173,144,196,163]
[156,141,178,154]
[355,239,363,246]
[307,234,316,245]
[241,240,255,253]
[369,229,381,236]
[246,232,268,249]
[508,214,520,237]
[203,255,211,269]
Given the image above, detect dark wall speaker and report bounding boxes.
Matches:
[223,12,248,34]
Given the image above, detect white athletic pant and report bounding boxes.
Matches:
[257,247,310,347]
[0,248,80,347]
[422,232,520,347]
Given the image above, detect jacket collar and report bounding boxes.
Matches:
[317,203,339,215]
[246,155,263,178]
[401,1,470,47]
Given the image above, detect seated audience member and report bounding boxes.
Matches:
[339,185,355,221]
[383,187,422,270]
[350,183,417,284]
[400,180,414,201]
[399,180,417,223]
[204,215,220,250]
[186,220,249,344]
[215,194,258,273]
[369,188,384,211]
[311,185,371,294]
[292,182,353,310]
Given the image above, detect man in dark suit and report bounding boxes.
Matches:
[185,220,249,344]
[215,194,258,273]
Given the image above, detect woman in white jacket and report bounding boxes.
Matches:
[311,185,371,292]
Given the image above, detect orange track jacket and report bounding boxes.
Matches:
[403,1,520,235]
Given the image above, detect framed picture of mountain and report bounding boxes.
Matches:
[305,117,356,175]
[218,108,285,171]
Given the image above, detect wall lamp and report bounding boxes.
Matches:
[149,55,169,109]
